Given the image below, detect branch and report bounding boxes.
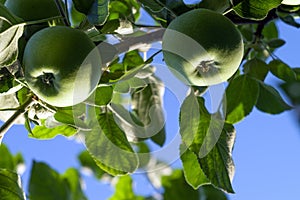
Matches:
[0,95,34,142]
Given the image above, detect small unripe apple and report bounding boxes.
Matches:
[23,26,102,107]
[162,9,244,86]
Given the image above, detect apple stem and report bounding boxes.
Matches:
[0,95,34,143]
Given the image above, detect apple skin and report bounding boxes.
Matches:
[4,0,60,21]
[162,9,244,86]
[23,26,101,107]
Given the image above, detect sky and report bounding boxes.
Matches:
[1,3,300,200]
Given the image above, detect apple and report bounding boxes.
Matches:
[162,9,244,86]
[23,26,102,107]
[4,0,60,21]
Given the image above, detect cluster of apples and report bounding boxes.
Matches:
[6,0,296,107]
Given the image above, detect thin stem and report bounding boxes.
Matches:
[54,0,70,26]
[0,95,34,141]
[24,16,63,26]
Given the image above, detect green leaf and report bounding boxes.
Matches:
[269,60,297,82]
[161,170,199,200]
[0,144,16,170]
[30,119,78,139]
[256,82,292,114]
[180,144,209,189]
[87,0,109,25]
[131,76,166,146]
[85,111,139,175]
[243,58,269,81]
[262,21,278,40]
[114,77,147,93]
[225,75,259,124]
[267,38,286,48]
[109,175,144,200]
[180,94,236,193]
[233,0,282,20]
[62,168,87,200]
[29,162,70,200]
[281,80,300,105]
[86,85,113,106]
[0,169,25,200]
[198,0,230,12]
[199,185,228,200]
[54,104,89,130]
[72,0,94,14]
[78,150,105,179]
[278,13,300,28]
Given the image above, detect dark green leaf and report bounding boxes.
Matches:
[269,60,297,82]
[233,0,282,20]
[262,21,278,40]
[109,175,144,200]
[198,0,230,12]
[278,13,300,28]
[243,58,269,81]
[100,19,120,33]
[199,185,228,200]
[85,111,138,175]
[281,80,300,105]
[62,168,87,200]
[30,119,77,139]
[72,0,94,14]
[29,162,70,200]
[161,170,199,200]
[225,75,259,124]
[78,150,105,179]
[180,144,209,189]
[0,169,25,200]
[87,0,109,25]
[293,68,300,80]
[86,85,113,106]
[267,38,286,48]
[256,82,292,114]
[123,50,144,71]
[131,76,166,146]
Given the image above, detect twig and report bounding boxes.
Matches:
[54,0,70,26]
[0,95,34,141]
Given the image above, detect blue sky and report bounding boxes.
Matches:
[1,5,300,200]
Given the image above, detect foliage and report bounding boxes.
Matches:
[1,0,300,199]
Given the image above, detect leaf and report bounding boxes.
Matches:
[262,21,278,40]
[62,168,87,200]
[278,13,300,28]
[0,169,25,200]
[87,0,109,25]
[85,111,139,175]
[233,0,282,20]
[131,76,166,146]
[29,119,78,139]
[256,82,292,114]
[199,185,228,200]
[269,60,297,82]
[72,0,94,14]
[78,150,106,179]
[281,81,300,105]
[180,94,236,193]
[243,58,269,81]
[224,75,259,124]
[161,170,199,200]
[109,175,144,200]
[29,162,70,200]
[197,0,230,12]
[0,144,17,170]
[267,38,286,48]
[180,144,209,189]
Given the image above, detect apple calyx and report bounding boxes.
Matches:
[40,72,55,86]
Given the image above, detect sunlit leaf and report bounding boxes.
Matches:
[85,111,138,175]
[78,150,106,179]
[233,0,281,20]
[269,59,297,82]
[62,168,87,200]
[225,75,259,124]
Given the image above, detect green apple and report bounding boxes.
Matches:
[23,26,102,107]
[162,9,244,86]
[4,0,60,21]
